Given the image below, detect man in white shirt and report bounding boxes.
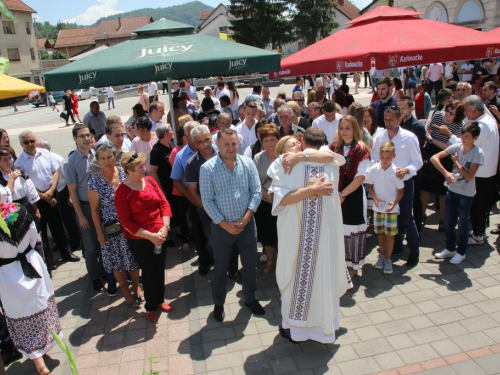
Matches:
[215,81,230,100]
[462,96,499,245]
[16,131,80,270]
[185,78,198,100]
[148,81,158,104]
[372,106,422,268]
[427,63,444,105]
[36,139,81,255]
[148,101,164,132]
[330,74,340,94]
[105,86,114,110]
[311,100,341,145]
[461,61,475,83]
[236,100,258,150]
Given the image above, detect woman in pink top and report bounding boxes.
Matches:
[130,117,158,175]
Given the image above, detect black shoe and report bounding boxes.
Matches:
[61,252,80,262]
[107,282,118,297]
[227,271,242,285]
[214,305,225,322]
[92,279,105,292]
[491,226,500,235]
[245,300,265,315]
[199,264,210,276]
[2,350,22,367]
[279,325,298,344]
[404,253,419,268]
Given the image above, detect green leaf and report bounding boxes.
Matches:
[0,217,11,237]
[0,57,10,75]
[48,327,79,375]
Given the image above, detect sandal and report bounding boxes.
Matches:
[135,294,145,303]
[438,220,445,232]
[126,301,139,308]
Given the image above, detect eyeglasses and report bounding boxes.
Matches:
[77,133,92,139]
[295,99,304,103]
[22,140,36,145]
[127,151,138,164]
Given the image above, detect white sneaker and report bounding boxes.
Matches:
[435,249,456,259]
[374,255,385,269]
[450,253,466,264]
[468,235,484,246]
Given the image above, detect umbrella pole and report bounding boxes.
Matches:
[167,77,177,143]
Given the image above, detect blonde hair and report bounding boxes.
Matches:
[275,134,302,157]
[333,115,369,153]
[120,151,147,173]
[178,115,194,127]
[347,102,364,129]
[380,141,396,154]
[286,100,301,116]
[307,90,317,105]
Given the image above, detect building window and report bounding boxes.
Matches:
[7,48,20,62]
[30,48,36,60]
[2,21,15,34]
[457,0,483,23]
[26,22,31,34]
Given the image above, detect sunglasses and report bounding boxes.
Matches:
[295,99,304,102]
[127,151,138,164]
[22,140,36,145]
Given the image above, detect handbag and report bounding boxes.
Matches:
[59,111,68,121]
[103,219,122,237]
[421,144,441,179]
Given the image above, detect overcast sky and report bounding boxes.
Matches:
[28,0,373,25]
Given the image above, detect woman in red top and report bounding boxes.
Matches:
[70,89,82,124]
[115,151,172,323]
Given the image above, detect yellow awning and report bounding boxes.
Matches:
[0,74,45,100]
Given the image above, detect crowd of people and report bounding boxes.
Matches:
[1,59,500,370]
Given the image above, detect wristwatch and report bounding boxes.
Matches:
[305,152,310,161]
[428,138,433,144]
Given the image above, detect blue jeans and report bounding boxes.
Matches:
[445,190,473,255]
[210,218,257,305]
[394,179,420,255]
[108,97,114,108]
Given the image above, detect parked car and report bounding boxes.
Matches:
[75,89,92,100]
[32,91,65,107]
[89,86,106,96]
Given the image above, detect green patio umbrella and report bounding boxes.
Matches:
[44,19,282,90]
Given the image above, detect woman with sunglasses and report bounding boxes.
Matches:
[421,101,465,231]
[114,151,172,323]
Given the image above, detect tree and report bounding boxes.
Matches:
[229,0,294,49]
[290,0,338,46]
[51,50,68,60]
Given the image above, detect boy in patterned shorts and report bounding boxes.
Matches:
[367,141,404,274]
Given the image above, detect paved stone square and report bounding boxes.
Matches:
[3,83,500,375]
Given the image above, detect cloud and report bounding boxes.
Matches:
[64,0,124,25]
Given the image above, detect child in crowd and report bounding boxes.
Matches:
[431,121,483,264]
[367,141,404,274]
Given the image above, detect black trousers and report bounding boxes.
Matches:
[427,79,442,105]
[471,175,497,237]
[58,186,81,251]
[38,191,69,264]
[162,83,168,94]
[128,238,166,312]
[65,108,76,124]
[170,194,190,243]
[413,171,423,233]
[187,201,211,267]
[341,73,348,86]
[0,311,16,357]
[364,72,371,87]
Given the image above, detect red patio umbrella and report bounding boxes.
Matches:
[272,6,500,78]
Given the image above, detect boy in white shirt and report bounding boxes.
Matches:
[367,141,404,274]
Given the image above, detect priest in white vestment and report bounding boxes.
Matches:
[268,127,350,344]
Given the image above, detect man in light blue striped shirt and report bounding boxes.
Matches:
[200,128,263,322]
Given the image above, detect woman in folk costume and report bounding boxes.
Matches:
[0,203,62,374]
[330,115,371,278]
[268,128,351,344]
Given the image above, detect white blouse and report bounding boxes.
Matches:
[0,170,39,204]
